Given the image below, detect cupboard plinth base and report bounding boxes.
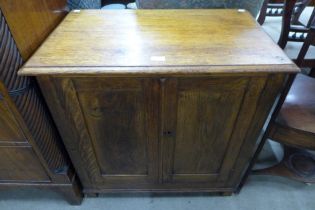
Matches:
[0,175,83,205]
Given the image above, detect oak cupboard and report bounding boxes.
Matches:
[19,10,299,195]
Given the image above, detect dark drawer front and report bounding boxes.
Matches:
[0,100,26,143]
[0,146,50,182]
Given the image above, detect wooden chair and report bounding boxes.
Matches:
[277,0,315,48]
[295,25,315,76]
[258,0,310,25]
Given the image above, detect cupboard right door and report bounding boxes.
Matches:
[160,76,272,188]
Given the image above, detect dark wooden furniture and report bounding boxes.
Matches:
[0,0,82,205]
[19,10,299,195]
[253,74,315,183]
[276,0,315,49]
[0,0,68,60]
[296,25,315,76]
[257,0,310,25]
[247,13,315,182]
[239,13,315,188]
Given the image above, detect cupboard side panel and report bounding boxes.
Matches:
[227,74,287,188]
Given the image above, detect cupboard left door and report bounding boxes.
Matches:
[40,77,160,191]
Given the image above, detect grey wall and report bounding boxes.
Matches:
[136,0,263,17]
[68,0,102,9]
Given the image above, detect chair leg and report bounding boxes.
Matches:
[253,146,315,184]
[278,0,297,49]
[55,175,84,205]
[296,27,315,66]
[86,193,99,198]
[257,0,270,25]
[309,68,315,77]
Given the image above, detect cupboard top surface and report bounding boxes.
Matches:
[19,10,298,76]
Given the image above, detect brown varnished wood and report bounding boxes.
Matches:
[241,72,315,187]
[162,77,249,183]
[37,74,288,192]
[29,10,297,195]
[268,74,315,149]
[19,10,298,76]
[36,76,97,189]
[51,77,102,187]
[0,99,26,142]
[276,74,315,135]
[217,76,269,182]
[74,78,160,182]
[237,73,296,192]
[270,124,315,149]
[228,74,287,187]
[0,0,67,60]
[246,75,315,185]
[0,2,82,205]
[18,65,299,77]
[0,7,68,178]
[48,77,160,188]
[0,175,83,205]
[0,82,83,204]
[0,146,49,181]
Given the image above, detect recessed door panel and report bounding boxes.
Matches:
[78,90,148,176]
[174,88,244,175]
[161,77,262,185]
[0,146,49,181]
[0,99,25,143]
[58,77,161,187]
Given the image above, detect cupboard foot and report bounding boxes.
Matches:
[220,192,233,196]
[56,176,83,205]
[86,193,99,198]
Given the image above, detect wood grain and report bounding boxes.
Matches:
[0,146,49,181]
[30,10,298,194]
[0,0,67,60]
[19,10,299,76]
[0,3,82,204]
[162,77,248,183]
[37,74,289,192]
[228,74,286,187]
[0,8,68,172]
[269,74,315,150]
[45,77,160,188]
[276,74,315,134]
[0,99,26,143]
